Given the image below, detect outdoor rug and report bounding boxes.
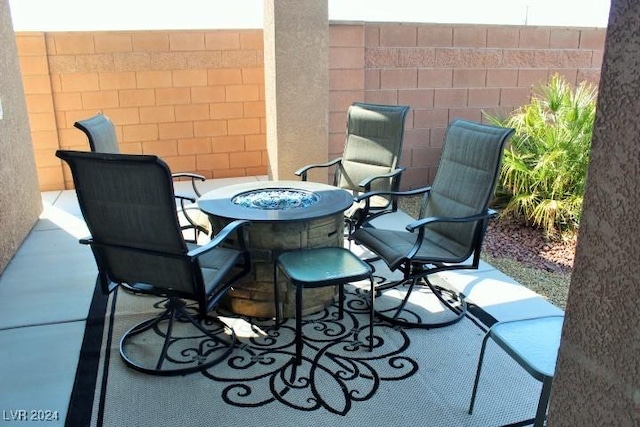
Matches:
[66,266,544,427]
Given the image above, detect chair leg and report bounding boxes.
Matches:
[394,277,419,318]
[156,305,179,371]
[468,332,491,414]
[375,276,467,329]
[533,377,554,427]
[469,334,553,427]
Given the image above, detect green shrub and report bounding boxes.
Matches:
[487,74,597,238]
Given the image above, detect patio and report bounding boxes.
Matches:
[0,175,564,425]
[1,0,639,425]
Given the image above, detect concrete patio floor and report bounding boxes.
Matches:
[0,175,562,425]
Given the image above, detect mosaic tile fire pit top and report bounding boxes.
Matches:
[198,180,353,222]
[232,189,320,210]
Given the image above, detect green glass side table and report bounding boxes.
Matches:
[469,315,564,427]
[274,247,375,366]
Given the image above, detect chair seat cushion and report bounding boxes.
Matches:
[344,195,392,220]
[352,227,471,271]
[187,243,244,295]
[178,204,211,234]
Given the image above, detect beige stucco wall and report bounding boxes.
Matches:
[548,0,640,425]
[0,0,41,274]
[264,0,329,181]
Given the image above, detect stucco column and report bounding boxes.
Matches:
[0,0,42,274]
[547,0,640,425]
[263,0,329,181]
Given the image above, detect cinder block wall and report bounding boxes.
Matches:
[17,30,267,190]
[329,23,605,189]
[16,23,605,191]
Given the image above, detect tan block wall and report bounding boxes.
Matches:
[330,23,605,189]
[16,32,62,191]
[17,29,267,190]
[16,24,604,191]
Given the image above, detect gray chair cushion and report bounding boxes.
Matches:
[338,103,409,197]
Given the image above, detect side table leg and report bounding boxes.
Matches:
[533,376,553,427]
[468,333,491,414]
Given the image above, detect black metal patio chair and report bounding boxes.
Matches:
[295,102,410,234]
[74,113,211,243]
[57,149,251,375]
[350,119,514,328]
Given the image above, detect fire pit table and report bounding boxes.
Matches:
[197,181,353,318]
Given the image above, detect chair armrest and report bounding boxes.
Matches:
[171,172,206,197]
[406,209,497,232]
[358,167,405,191]
[350,187,432,231]
[358,167,407,217]
[175,193,207,241]
[404,209,497,260]
[175,193,197,204]
[187,219,251,258]
[294,157,342,181]
[353,187,432,204]
[78,236,119,293]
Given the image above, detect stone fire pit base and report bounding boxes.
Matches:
[210,213,344,319]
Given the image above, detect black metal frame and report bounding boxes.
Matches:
[119,299,236,376]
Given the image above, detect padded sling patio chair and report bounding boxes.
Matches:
[56,150,251,376]
[351,119,514,328]
[295,102,410,234]
[74,113,211,243]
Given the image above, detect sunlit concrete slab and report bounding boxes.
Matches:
[35,191,85,232]
[0,227,95,330]
[434,267,564,323]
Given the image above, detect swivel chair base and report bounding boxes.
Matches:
[374,276,467,329]
[120,298,236,376]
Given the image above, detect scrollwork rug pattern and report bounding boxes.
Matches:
[202,287,418,415]
[75,280,542,427]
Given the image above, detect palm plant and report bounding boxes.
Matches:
[487,74,597,237]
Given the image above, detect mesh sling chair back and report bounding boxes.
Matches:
[295,102,410,231]
[56,150,251,376]
[351,119,514,328]
[74,113,211,243]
